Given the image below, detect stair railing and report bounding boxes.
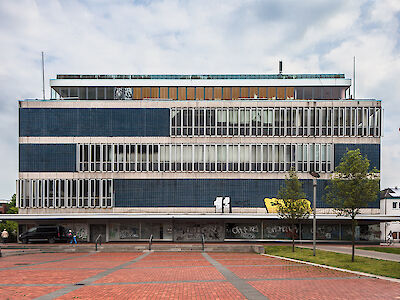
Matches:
[149,234,153,251]
[95,234,102,251]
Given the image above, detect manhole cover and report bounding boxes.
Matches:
[74,283,85,286]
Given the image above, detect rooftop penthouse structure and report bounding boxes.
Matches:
[13,71,384,242]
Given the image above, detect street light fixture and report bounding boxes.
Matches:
[309,171,320,256]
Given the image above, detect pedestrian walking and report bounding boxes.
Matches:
[67,229,73,243]
[387,230,394,246]
[68,230,77,244]
[1,229,9,244]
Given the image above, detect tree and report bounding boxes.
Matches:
[325,149,379,262]
[0,194,18,242]
[275,169,311,252]
[6,194,18,214]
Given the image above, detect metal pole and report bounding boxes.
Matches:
[353,56,355,99]
[313,178,317,256]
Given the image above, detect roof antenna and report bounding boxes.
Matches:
[279,60,283,75]
[353,56,355,100]
[42,51,45,100]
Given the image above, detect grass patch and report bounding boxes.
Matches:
[264,245,400,279]
[357,247,400,255]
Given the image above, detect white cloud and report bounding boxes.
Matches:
[0,0,399,198]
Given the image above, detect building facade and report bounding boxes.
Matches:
[380,187,400,242]
[14,73,383,242]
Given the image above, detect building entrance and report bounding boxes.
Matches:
[90,224,106,243]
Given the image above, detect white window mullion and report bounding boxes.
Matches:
[110,179,114,208]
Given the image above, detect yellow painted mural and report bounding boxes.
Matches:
[264,198,312,213]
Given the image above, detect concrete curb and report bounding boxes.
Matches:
[261,253,400,284]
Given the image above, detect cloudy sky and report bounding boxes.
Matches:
[0,0,399,199]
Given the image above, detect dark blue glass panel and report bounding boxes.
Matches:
[19,108,170,137]
[334,144,380,170]
[114,178,380,209]
[19,144,76,172]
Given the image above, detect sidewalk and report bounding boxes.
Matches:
[299,245,400,262]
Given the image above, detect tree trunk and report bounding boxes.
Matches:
[292,222,295,252]
[351,217,355,262]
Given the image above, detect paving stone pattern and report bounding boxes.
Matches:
[0,251,398,299]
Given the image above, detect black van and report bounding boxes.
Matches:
[19,225,68,244]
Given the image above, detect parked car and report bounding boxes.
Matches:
[19,225,68,244]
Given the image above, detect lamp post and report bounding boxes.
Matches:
[309,171,320,256]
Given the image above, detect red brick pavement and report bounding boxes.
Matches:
[229,265,351,279]
[0,253,84,268]
[96,266,225,283]
[141,252,205,261]
[0,286,65,299]
[0,268,105,284]
[209,253,261,259]
[249,278,400,300]
[0,251,399,299]
[57,282,245,300]
[28,260,125,269]
[76,252,142,261]
[126,259,211,268]
[217,258,301,266]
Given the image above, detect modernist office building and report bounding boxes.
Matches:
[13,72,384,242]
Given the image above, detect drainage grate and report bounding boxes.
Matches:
[74,283,85,286]
[15,263,30,265]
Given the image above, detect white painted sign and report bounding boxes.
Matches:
[214,196,231,213]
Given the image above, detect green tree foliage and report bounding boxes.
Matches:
[275,169,310,252]
[6,194,18,214]
[325,149,380,262]
[0,194,18,242]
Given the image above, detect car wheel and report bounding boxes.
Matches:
[48,238,55,244]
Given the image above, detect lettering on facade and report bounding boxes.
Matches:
[264,198,312,213]
[214,196,231,213]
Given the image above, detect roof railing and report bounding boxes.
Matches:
[55,74,346,80]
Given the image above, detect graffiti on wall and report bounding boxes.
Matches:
[301,224,340,240]
[225,223,261,239]
[108,223,140,240]
[61,223,88,240]
[360,224,380,241]
[174,223,224,241]
[263,224,298,239]
[119,225,140,239]
[264,198,311,213]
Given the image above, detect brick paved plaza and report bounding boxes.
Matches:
[0,252,399,299]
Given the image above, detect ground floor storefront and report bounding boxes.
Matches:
[14,216,382,243]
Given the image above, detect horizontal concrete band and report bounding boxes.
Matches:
[19,136,381,144]
[16,207,380,215]
[2,212,387,220]
[50,78,351,87]
[20,99,380,109]
[18,172,335,180]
